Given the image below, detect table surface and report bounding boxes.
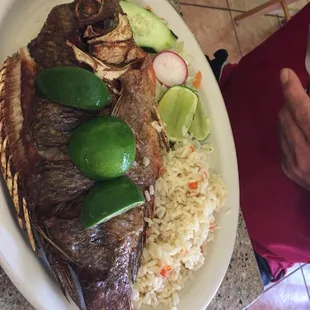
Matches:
[0,1,264,309]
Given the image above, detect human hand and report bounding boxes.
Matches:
[278,68,310,190]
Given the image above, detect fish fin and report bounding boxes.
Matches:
[36,225,75,263]
[67,41,130,82]
[22,197,36,251]
[0,54,37,251]
[111,92,124,118]
[43,240,84,310]
[129,232,144,282]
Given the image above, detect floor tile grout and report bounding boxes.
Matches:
[180,2,229,11]
[225,0,230,10]
[277,15,282,28]
[301,266,310,301]
[263,281,278,292]
[228,8,243,58]
[263,266,303,294]
[179,2,282,18]
[276,14,282,29]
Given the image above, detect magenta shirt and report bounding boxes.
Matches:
[220,4,310,278]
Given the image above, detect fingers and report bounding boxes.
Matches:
[278,106,299,170]
[280,68,307,104]
[278,105,310,186]
[280,68,310,138]
[278,108,303,185]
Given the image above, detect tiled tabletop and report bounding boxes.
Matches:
[0,0,266,310]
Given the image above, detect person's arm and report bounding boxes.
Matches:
[278,68,310,190]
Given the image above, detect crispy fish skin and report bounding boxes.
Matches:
[113,65,165,188]
[0,1,167,309]
[30,98,95,148]
[38,66,161,310]
[42,207,141,310]
[27,2,81,70]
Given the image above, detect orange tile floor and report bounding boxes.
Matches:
[181,0,309,63]
[181,0,310,308]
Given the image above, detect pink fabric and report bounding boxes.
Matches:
[219,4,310,278]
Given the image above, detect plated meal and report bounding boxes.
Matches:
[0,0,232,309]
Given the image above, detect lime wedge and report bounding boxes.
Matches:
[158,86,198,141]
[189,100,210,141]
[81,176,145,229]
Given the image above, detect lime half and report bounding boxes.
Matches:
[158,86,198,141]
[69,116,136,181]
[35,67,110,110]
[189,100,210,141]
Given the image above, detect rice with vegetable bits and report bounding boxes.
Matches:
[133,139,227,309]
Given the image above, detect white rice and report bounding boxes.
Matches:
[149,185,155,196]
[152,121,163,133]
[133,139,227,309]
[144,190,151,202]
[143,156,150,167]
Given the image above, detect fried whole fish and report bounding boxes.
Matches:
[0,0,167,309]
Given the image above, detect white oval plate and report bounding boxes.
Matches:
[0,0,240,309]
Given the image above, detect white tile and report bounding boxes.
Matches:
[248,269,310,310]
[301,264,310,297]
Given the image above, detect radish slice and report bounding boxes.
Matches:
[153,51,188,87]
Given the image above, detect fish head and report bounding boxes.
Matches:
[75,0,120,29]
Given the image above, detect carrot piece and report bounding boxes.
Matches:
[193,71,202,90]
[180,249,186,256]
[160,265,172,278]
[160,167,167,176]
[209,223,216,231]
[188,181,198,189]
[146,228,151,238]
[189,145,195,152]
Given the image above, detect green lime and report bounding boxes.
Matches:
[81,176,145,229]
[35,67,110,110]
[69,116,136,180]
[189,100,210,141]
[158,86,198,141]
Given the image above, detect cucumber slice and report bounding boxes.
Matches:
[120,1,177,52]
